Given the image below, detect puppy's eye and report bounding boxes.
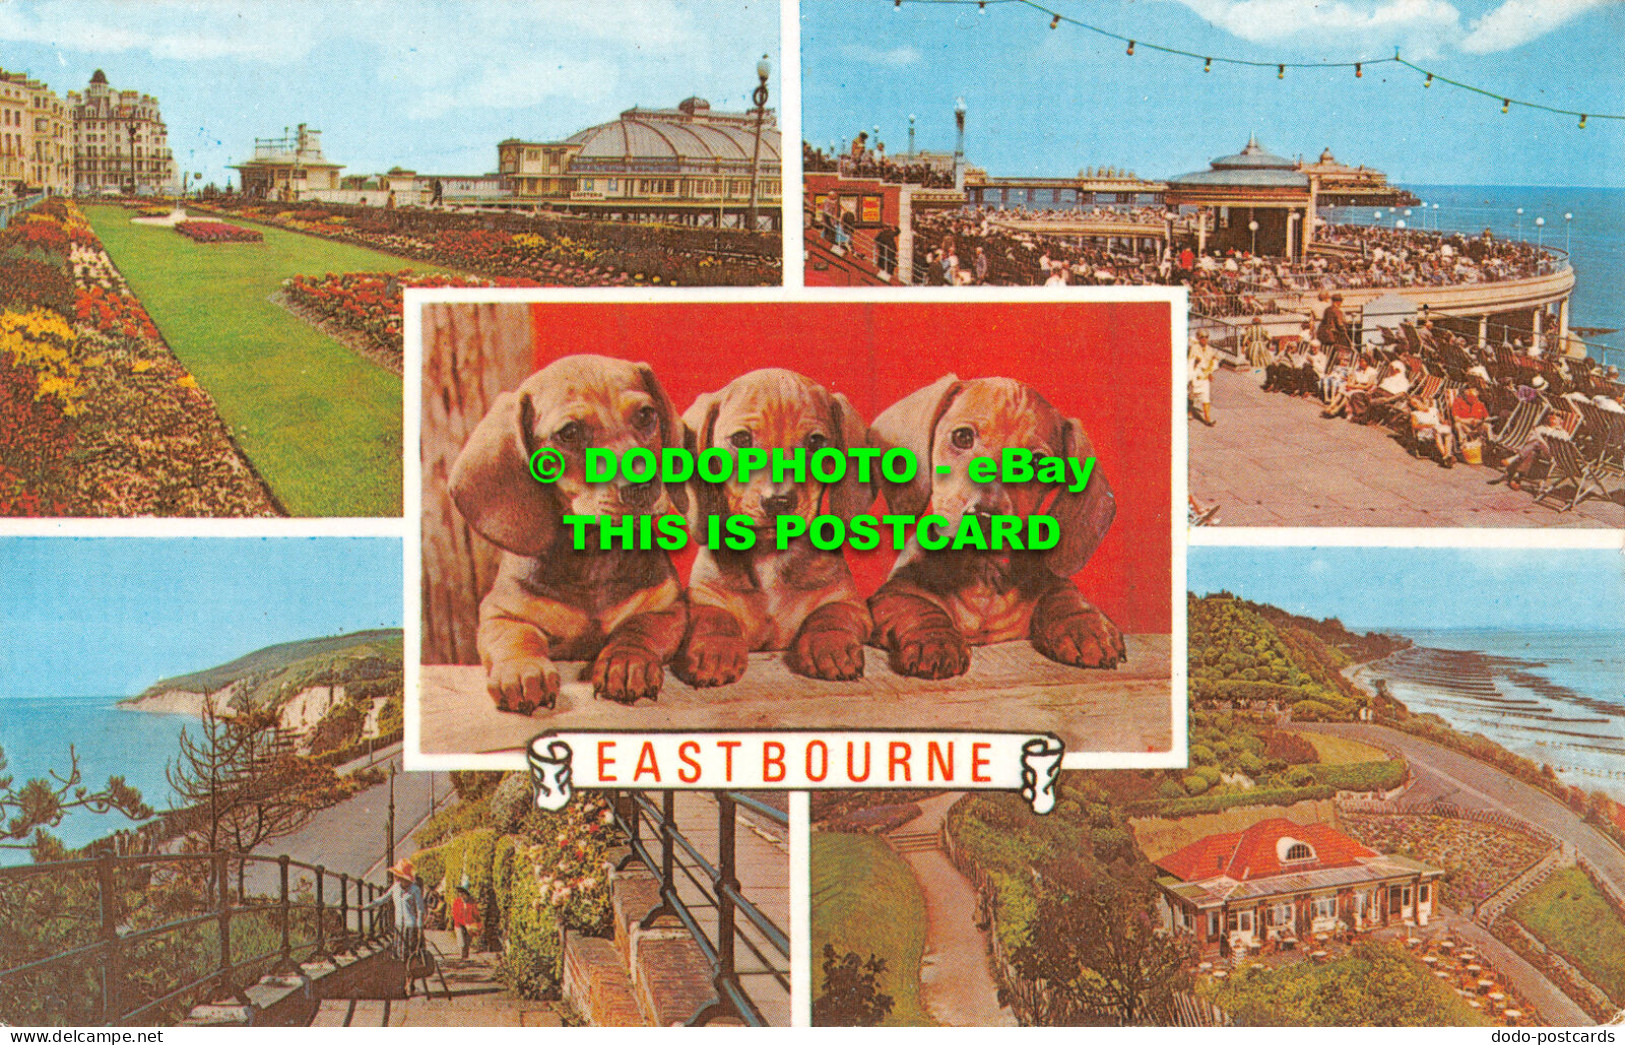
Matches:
[805,432,829,450]
[950,426,975,450]
[728,430,754,450]
[633,406,659,433]
[555,421,585,446]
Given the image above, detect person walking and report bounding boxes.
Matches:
[1189,330,1219,427]
[370,859,428,995]
[451,882,485,959]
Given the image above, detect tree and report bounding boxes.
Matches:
[812,945,895,1027]
[1008,868,1195,1026]
[166,704,346,891]
[0,743,151,856]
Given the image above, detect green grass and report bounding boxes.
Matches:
[1292,732,1388,765]
[810,832,931,1026]
[1508,867,1625,1006]
[84,206,455,516]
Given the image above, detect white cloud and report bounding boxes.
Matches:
[1458,0,1618,52]
[1157,0,1618,55]
[842,43,924,67]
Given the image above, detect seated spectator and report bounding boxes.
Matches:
[1349,359,1411,423]
[1325,354,1380,418]
[1450,387,1491,447]
[1240,316,1272,369]
[1499,413,1574,491]
[1409,394,1456,467]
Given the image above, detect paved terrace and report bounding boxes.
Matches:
[1190,369,1623,527]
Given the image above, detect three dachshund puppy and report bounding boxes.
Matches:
[450,355,1123,713]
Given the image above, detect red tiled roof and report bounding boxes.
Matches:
[1156,818,1379,882]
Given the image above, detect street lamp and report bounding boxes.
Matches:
[746,54,771,233]
[1535,216,1545,248]
[1431,202,1439,230]
[125,119,140,197]
[1248,218,1259,255]
[908,114,916,157]
[1396,219,1406,230]
[1564,212,1573,254]
[1516,206,1524,241]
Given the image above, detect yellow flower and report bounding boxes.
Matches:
[176,375,198,389]
[131,359,154,373]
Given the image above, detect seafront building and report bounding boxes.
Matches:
[67,69,175,196]
[0,66,72,197]
[1155,819,1445,958]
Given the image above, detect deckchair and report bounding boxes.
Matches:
[1532,413,1607,511]
[1485,398,1550,462]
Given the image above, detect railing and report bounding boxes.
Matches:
[0,851,390,1026]
[804,204,897,282]
[0,193,45,229]
[608,791,789,1027]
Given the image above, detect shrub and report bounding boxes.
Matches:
[1182,775,1210,796]
[1126,784,1337,818]
[1308,759,1408,793]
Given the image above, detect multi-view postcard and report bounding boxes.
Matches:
[1,0,1623,1034]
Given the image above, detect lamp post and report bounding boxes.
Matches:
[1396,219,1406,230]
[1564,212,1572,254]
[125,119,139,197]
[1431,202,1439,230]
[746,54,771,233]
[907,114,916,157]
[1248,218,1258,255]
[1535,216,1545,249]
[1516,206,1524,241]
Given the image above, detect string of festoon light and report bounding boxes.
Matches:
[885,0,1623,126]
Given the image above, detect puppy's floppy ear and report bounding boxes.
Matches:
[1043,416,1115,577]
[450,389,560,556]
[867,374,962,517]
[681,391,724,527]
[823,391,874,521]
[635,361,687,515]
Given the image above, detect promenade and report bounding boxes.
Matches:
[1190,369,1622,527]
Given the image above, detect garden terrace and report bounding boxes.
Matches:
[1339,813,1552,913]
[810,830,929,1026]
[190,197,781,287]
[0,198,278,516]
[82,204,458,516]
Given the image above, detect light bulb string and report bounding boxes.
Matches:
[886,0,1624,121]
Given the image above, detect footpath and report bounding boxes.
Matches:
[886,793,1017,1027]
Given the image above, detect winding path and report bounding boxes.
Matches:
[887,793,1017,1027]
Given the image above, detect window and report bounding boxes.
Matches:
[1313,896,1337,921]
[1419,884,1430,903]
[1269,902,1293,927]
[1207,912,1221,938]
[1285,842,1314,862]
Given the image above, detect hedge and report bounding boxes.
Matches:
[1308,759,1408,793]
[1125,784,1337,818]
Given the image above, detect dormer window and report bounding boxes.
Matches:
[1286,843,1313,862]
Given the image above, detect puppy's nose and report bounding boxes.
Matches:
[620,479,659,511]
[761,492,798,517]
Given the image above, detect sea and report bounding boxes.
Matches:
[1322,185,1625,368]
[0,695,194,867]
[1351,629,1625,802]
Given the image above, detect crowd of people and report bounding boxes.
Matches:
[803,140,957,189]
[913,209,1166,287]
[1223,303,1623,496]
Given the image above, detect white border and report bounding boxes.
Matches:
[402,284,1189,774]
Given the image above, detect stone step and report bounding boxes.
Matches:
[889,830,940,853]
[563,931,648,1027]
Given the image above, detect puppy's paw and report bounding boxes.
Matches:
[889,628,970,680]
[787,627,864,681]
[1031,603,1126,669]
[487,656,559,714]
[673,630,748,688]
[590,643,666,704]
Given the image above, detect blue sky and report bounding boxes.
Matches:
[0,0,780,188]
[0,538,403,699]
[803,0,1625,186]
[1188,547,1625,632]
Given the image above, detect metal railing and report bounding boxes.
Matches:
[0,193,45,229]
[0,851,390,1025]
[608,791,789,1027]
[805,203,897,280]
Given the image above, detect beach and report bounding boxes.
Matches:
[1350,628,1625,802]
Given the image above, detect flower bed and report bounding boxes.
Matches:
[280,270,539,372]
[174,220,263,243]
[0,198,279,516]
[1339,813,1549,910]
[192,197,780,286]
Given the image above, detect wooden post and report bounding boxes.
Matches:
[421,303,535,665]
[314,866,327,958]
[97,855,120,1023]
[279,855,292,964]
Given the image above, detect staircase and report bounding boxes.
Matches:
[1476,847,1570,928]
[311,930,562,1026]
[804,235,898,287]
[888,829,942,855]
[560,852,720,1026]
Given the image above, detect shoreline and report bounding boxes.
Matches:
[1345,640,1625,803]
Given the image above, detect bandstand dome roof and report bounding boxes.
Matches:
[1170,135,1307,188]
[566,99,782,165]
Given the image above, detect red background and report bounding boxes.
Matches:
[528,301,1172,635]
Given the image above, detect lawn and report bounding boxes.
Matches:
[84,206,457,516]
[1292,732,1389,765]
[810,832,931,1026]
[1508,867,1625,1006]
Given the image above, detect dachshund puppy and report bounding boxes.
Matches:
[674,368,873,687]
[450,354,688,711]
[867,374,1126,679]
